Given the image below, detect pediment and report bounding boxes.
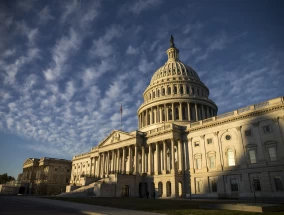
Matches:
[23,158,39,167]
[98,130,134,147]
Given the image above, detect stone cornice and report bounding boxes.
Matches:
[187,104,284,133]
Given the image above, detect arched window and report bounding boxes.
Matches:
[157,89,160,97]
[174,85,177,94]
[180,85,183,94]
[197,89,199,96]
[153,91,155,98]
[162,88,165,96]
[186,86,189,94]
[167,86,171,95]
[149,93,151,99]
[227,148,235,166]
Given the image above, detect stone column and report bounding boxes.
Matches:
[163,140,167,174]
[111,150,115,174]
[172,103,175,120]
[155,142,159,175]
[122,147,126,174]
[211,108,214,117]
[206,106,210,118]
[142,146,145,173]
[102,153,105,177]
[171,139,175,173]
[150,107,153,124]
[164,104,167,121]
[116,149,120,173]
[195,103,198,121]
[148,144,152,175]
[187,102,191,121]
[128,146,132,173]
[178,140,183,173]
[179,102,182,120]
[202,105,205,120]
[89,157,93,176]
[159,106,162,123]
[134,145,138,174]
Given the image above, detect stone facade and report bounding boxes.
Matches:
[18,157,71,195]
[67,37,284,199]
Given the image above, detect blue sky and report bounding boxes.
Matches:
[0,0,283,178]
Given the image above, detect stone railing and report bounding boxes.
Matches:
[146,123,180,135]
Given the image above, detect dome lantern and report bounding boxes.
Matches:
[167,35,179,62]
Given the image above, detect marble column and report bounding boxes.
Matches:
[163,140,167,174]
[89,157,93,176]
[172,103,174,120]
[195,103,198,121]
[111,150,115,174]
[122,147,126,174]
[171,139,175,173]
[116,149,120,173]
[206,106,210,118]
[148,144,152,175]
[142,146,145,173]
[128,146,132,173]
[155,142,159,175]
[150,107,153,124]
[134,145,138,174]
[178,140,183,173]
[179,102,182,120]
[164,104,167,121]
[187,102,191,121]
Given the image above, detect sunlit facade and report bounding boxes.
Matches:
[66,37,284,199]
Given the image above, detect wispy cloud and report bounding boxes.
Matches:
[119,0,162,15]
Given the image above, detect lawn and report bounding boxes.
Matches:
[45,197,284,215]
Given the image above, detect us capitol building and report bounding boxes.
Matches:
[65,36,284,199]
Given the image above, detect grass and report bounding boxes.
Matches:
[44,197,284,215]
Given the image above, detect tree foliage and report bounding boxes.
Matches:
[0,173,15,184]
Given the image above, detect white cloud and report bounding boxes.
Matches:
[126,45,139,55]
[38,6,54,24]
[124,0,162,15]
[44,28,80,81]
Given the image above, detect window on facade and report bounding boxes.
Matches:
[168,86,171,95]
[162,88,165,96]
[174,86,177,94]
[207,138,213,144]
[263,125,272,133]
[249,149,257,164]
[157,90,160,97]
[208,156,215,169]
[253,178,261,191]
[197,181,202,192]
[225,135,231,140]
[230,179,238,192]
[153,92,155,98]
[196,158,202,170]
[211,180,217,192]
[194,141,200,147]
[268,147,277,161]
[186,86,189,94]
[274,177,284,191]
[55,168,57,171]
[245,129,252,136]
[180,85,183,94]
[192,88,195,95]
[228,149,235,166]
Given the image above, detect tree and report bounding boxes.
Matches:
[0,173,15,184]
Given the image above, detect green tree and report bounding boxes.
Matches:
[0,173,15,184]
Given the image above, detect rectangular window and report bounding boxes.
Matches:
[196,158,202,170]
[263,125,272,133]
[230,179,239,192]
[253,178,261,191]
[209,156,215,169]
[194,141,200,147]
[274,177,284,191]
[211,180,218,192]
[249,150,257,163]
[207,138,213,144]
[245,129,252,136]
[228,150,235,166]
[268,147,277,161]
